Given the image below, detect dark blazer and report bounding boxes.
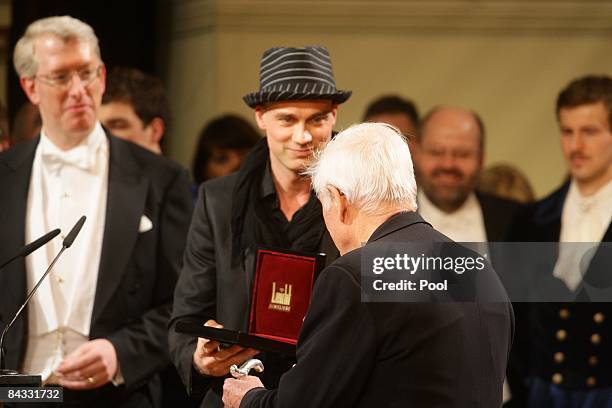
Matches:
[476,191,522,242]
[417,191,519,242]
[168,172,338,407]
[0,134,192,404]
[506,182,612,405]
[242,211,514,408]
[506,183,569,243]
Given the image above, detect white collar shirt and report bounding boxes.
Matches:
[417,190,489,245]
[22,122,109,381]
[554,179,612,290]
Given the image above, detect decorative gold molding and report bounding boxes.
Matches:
[171,0,612,35]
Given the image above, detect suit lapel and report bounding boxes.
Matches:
[476,193,502,241]
[0,138,38,368]
[1,138,39,256]
[91,136,148,326]
[602,222,612,243]
[1,139,39,296]
[533,182,570,241]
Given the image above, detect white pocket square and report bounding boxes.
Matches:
[139,215,153,233]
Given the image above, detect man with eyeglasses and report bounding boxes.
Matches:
[0,16,192,407]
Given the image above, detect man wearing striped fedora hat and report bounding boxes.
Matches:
[169,45,351,406]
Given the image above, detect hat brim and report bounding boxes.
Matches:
[243,90,352,108]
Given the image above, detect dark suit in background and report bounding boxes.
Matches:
[477,191,522,242]
[242,212,514,408]
[0,134,192,407]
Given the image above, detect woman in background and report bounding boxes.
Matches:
[191,114,261,200]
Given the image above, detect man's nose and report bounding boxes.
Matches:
[67,74,86,97]
[292,126,312,145]
[570,134,586,152]
[439,152,456,168]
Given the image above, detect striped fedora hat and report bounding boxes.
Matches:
[243,45,352,108]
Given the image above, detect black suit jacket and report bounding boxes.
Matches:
[168,172,338,407]
[0,134,192,402]
[506,182,612,404]
[476,191,522,242]
[243,212,514,408]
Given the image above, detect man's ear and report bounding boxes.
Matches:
[254,107,267,131]
[148,117,165,144]
[328,105,338,127]
[477,150,485,169]
[20,77,40,105]
[328,185,349,224]
[98,64,107,95]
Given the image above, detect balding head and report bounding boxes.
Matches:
[415,106,485,213]
[418,106,485,152]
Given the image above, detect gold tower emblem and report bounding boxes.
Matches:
[269,282,292,312]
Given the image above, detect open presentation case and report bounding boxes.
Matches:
[176,248,326,356]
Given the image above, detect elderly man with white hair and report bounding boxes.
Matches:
[222,123,514,408]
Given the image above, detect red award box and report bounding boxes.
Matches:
[176,248,326,356]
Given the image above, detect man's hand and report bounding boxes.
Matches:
[192,319,259,377]
[54,339,118,390]
[223,376,264,408]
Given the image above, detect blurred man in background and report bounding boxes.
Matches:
[508,75,612,408]
[414,106,519,245]
[363,94,419,151]
[99,67,170,155]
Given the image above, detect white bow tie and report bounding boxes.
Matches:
[41,145,92,172]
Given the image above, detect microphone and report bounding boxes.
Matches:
[0,229,61,270]
[63,216,86,249]
[0,216,86,376]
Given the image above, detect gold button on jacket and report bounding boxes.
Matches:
[556,329,567,341]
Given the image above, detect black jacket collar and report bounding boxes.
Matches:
[368,211,431,242]
[534,181,570,226]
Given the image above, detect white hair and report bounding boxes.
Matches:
[14,16,101,77]
[306,122,418,215]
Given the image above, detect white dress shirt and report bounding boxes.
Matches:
[553,180,612,290]
[417,191,489,255]
[22,123,109,381]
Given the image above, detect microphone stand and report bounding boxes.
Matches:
[0,216,85,385]
[0,229,60,270]
[0,246,66,375]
